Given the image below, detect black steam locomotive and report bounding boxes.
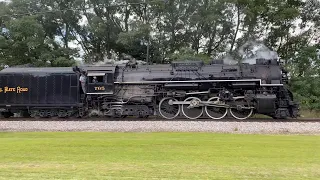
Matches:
[0,58,299,120]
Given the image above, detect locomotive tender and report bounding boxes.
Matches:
[0,57,299,120]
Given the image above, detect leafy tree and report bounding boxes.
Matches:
[0,16,76,67]
[169,47,211,63]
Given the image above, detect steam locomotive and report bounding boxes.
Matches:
[0,58,299,120]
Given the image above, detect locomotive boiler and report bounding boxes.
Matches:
[0,57,299,120]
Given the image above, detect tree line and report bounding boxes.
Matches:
[0,0,320,110]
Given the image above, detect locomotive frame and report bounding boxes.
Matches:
[0,58,300,120]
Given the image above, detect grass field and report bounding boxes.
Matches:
[0,132,319,180]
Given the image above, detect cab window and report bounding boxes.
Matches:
[89,76,103,83]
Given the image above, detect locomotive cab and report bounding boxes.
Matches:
[85,66,116,95]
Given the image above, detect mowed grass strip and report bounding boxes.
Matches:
[0,132,319,180]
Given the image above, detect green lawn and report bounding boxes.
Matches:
[0,132,319,180]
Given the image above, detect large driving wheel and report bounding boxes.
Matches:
[158,97,181,119]
[229,98,253,120]
[205,97,228,120]
[181,97,204,119]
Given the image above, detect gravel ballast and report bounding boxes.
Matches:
[1,120,320,134]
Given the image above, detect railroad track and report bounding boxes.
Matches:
[1,117,320,123]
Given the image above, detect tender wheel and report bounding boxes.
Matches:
[2,112,13,118]
[229,98,253,120]
[205,97,228,120]
[58,109,67,118]
[39,110,48,118]
[158,97,180,119]
[181,97,203,120]
[30,110,38,118]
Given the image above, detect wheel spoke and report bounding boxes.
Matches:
[158,97,180,119]
[181,97,203,119]
[205,97,228,119]
[229,98,253,120]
